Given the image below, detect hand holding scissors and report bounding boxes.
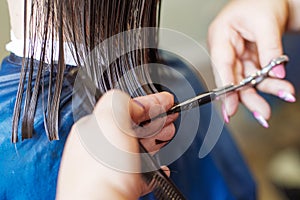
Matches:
[140,55,291,127]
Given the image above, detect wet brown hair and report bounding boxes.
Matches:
[12,0,161,143]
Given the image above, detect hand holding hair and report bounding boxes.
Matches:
[56,90,176,199]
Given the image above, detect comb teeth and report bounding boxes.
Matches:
[140,142,186,200]
[142,170,185,200]
[150,170,186,200]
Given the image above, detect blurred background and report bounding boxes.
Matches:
[0,0,10,61]
[1,0,300,199]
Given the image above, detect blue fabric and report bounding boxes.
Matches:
[0,53,256,200]
[0,55,74,200]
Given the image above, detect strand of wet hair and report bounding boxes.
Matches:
[12,0,162,142]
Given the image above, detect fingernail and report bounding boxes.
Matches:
[222,104,230,124]
[253,111,269,128]
[278,90,296,103]
[271,65,285,79]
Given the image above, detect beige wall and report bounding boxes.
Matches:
[0,0,227,61]
[160,0,228,42]
[0,0,10,61]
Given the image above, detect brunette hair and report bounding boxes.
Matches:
[12,0,161,143]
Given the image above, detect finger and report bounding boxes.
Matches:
[239,59,271,124]
[240,42,260,64]
[222,93,239,121]
[132,92,175,123]
[133,111,177,140]
[208,25,241,118]
[242,59,296,102]
[133,112,178,139]
[253,18,286,78]
[221,59,245,118]
[208,24,236,88]
[134,92,175,111]
[165,113,179,125]
[134,115,168,139]
[140,123,176,153]
[256,78,296,102]
[131,92,177,138]
[239,87,271,127]
[160,166,171,177]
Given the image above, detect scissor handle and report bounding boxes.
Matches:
[138,55,289,127]
[260,55,289,76]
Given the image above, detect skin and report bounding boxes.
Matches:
[208,0,300,124]
[56,91,176,199]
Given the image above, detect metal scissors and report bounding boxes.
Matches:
[139,55,289,126]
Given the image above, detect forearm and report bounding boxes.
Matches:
[287,0,300,31]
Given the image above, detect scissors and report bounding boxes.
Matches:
[139,55,289,126]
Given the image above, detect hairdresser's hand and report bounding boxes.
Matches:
[132,92,178,153]
[208,0,295,127]
[57,90,175,199]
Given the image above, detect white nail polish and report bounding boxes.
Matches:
[253,111,269,128]
[278,90,296,103]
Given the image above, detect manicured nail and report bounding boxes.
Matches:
[222,104,230,124]
[278,90,296,103]
[271,65,285,79]
[253,111,269,128]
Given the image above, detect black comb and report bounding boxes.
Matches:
[139,142,186,200]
